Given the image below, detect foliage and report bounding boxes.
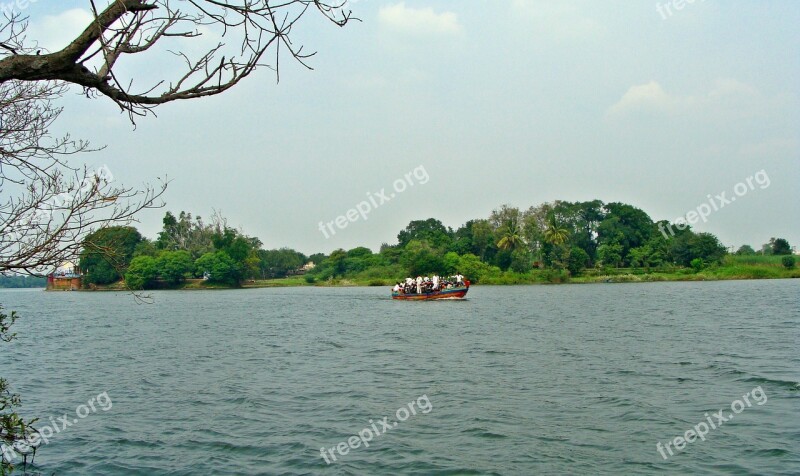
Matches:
[80,226,143,285]
[257,249,307,279]
[735,244,756,255]
[566,246,590,276]
[400,240,443,277]
[156,251,195,285]
[397,219,453,249]
[124,256,159,290]
[1,306,37,475]
[0,276,45,288]
[769,238,792,255]
[782,256,796,269]
[195,251,240,285]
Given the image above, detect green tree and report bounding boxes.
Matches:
[400,240,443,277]
[442,252,461,275]
[195,251,239,285]
[80,226,143,285]
[124,256,159,290]
[326,249,348,278]
[257,249,307,279]
[770,238,791,255]
[596,203,653,265]
[782,256,796,269]
[670,232,726,267]
[510,249,532,273]
[457,253,499,283]
[597,243,623,268]
[497,217,524,252]
[156,251,195,285]
[544,214,570,246]
[566,246,590,276]
[735,244,756,255]
[397,219,453,249]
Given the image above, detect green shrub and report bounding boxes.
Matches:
[782,255,796,269]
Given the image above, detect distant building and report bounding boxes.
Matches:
[47,261,82,290]
[301,262,316,272]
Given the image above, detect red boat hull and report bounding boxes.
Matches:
[391,284,469,300]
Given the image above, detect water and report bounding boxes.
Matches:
[2,280,799,475]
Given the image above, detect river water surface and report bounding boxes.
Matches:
[2,280,799,475]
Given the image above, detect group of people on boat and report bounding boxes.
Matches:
[393,274,466,294]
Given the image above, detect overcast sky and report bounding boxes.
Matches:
[22,0,800,254]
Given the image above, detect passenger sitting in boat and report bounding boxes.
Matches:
[393,282,401,293]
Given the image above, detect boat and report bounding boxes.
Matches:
[391,281,470,300]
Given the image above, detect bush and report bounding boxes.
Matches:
[782,255,796,269]
[304,275,316,284]
[690,258,704,271]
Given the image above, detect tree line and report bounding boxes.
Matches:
[78,201,794,289]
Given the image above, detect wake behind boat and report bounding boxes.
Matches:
[391,274,470,300]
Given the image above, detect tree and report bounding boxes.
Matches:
[156,250,194,284]
[543,213,570,247]
[80,226,144,285]
[0,1,353,118]
[397,219,453,249]
[496,217,524,253]
[124,255,158,289]
[0,80,164,275]
[735,245,756,255]
[596,203,653,265]
[770,238,791,255]
[597,243,623,268]
[669,232,727,267]
[566,246,590,276]
[257,248,306,279]
[195,251,238,285]
[400,240,443,277]
[782,256,796,269]
[155,211,216,258]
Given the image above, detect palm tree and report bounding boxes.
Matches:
[497,218,524,251]
[544,213,570,246]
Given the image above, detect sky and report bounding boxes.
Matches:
[17,0,800,254]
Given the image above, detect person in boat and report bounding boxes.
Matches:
[393,282,402,293]
[415,276,423,294]
[432,274,440,291]
[455,273,464,286]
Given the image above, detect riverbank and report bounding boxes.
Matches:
[62,255,798,291]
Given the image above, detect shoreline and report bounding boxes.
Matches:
[47,271,799,291]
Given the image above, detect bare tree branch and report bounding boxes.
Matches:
[0,1,354,119]
[0,80,167,275]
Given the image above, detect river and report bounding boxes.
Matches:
[2,280,798,475]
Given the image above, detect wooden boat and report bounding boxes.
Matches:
[391,282,470,300]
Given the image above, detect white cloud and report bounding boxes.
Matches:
[378,3,462,36]
[606,79,768,119]
[28,8,94,52]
